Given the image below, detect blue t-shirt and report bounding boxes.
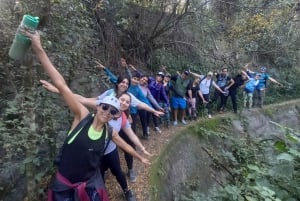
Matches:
[257,73,270,90]
[245,78,259,93]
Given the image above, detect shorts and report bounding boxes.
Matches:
[171,97,186,109]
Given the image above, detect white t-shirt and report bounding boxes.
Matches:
[104,113,131,155]
[199,75,215,95]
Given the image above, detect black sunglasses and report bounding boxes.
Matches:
[101,104,118,116]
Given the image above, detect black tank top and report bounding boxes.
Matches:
[58,115,110,183]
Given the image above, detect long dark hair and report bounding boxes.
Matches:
[115,75,131,94]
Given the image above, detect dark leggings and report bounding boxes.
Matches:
[138,109,150,136]
[119,129,136,170]
[203,94,212,115]
[212,90,226,111]
[130,113,138,133]
[100,148,128,191]
[224,89,238,113]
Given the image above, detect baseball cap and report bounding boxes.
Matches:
[96,96,120,112]
[157,72,165,77]
[183,70,190,75]
[260,66,267,71]
[165,73,171,77]
[132,71,142,78]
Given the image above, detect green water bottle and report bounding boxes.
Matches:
[9,15,39,60]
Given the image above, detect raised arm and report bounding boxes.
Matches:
[95,61,118,84]
[28,31,88,128]
[189,71,202,78]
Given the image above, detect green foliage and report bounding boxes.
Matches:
[178,122,300,201]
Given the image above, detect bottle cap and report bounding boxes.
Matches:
[22,15,39,29]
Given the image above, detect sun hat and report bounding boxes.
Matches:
[96,96,120,112]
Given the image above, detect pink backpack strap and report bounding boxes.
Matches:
[121,112,127,129]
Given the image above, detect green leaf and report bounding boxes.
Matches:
[274,140,288,152]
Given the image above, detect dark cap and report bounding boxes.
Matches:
[132,71,142,78]
[183,70,190,75]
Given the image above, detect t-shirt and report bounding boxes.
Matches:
[170,75,191,97]
[199,75,215,95]
[216,73,231,88]
[245,78,259,93]
[229,74,245,92]
[257,73,270,90]
[104,113,130,155]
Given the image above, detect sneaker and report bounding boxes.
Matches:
[127,169,137,182]
[173,121,178,126]
[208,114,212,119]
[181,119,187,125]
[154,127,162,134]
[124,189,136,201]
[142,135,149,140]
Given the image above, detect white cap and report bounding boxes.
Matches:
[96,96,120,112]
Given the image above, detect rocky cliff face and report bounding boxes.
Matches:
[151,99,300,201]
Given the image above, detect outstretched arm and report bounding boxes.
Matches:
[269,77,282,86]
[122,127,152,156]
[27,31,88,129]
[40,80,98,110]
[112,130,151,165]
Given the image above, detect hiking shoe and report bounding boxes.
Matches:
[142,135,149,140]
[127,169,137,182]
[124,189,136,201]
[181,120,187,125]
[173,121,178,126]
[154,127,162,134]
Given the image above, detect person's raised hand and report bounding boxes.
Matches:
[23,30,43,52]
[40,80,59,93]
[94,60,105,69]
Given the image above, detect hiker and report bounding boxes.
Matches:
[40,79,152,201]
[212,67,235,113]
[223,69,248,113]
[187,78,202,120]
[241,71,261,109]
[27,31,150,201]
[147,71,170,133]
[169,70,192,125]
[245,65,282,108]
[189,71,224,118]
[161,72,172,128]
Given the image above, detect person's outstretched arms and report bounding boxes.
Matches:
[95,60,118,84]
[27,31,88,129]
[112,130,151,165]
[122,127,152,157]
